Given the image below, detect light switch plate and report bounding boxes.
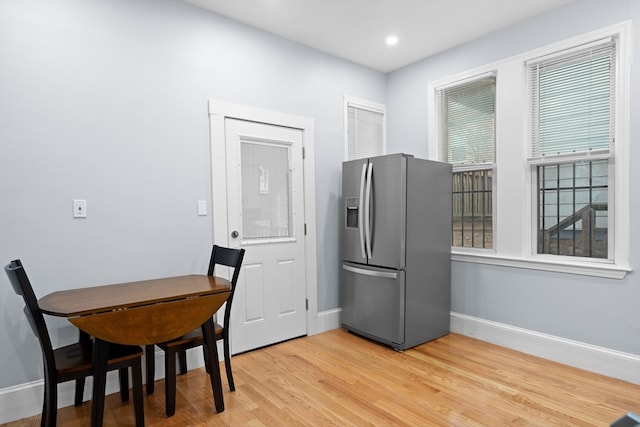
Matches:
[197,200,207,216]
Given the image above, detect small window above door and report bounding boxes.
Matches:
[344,96,386,161]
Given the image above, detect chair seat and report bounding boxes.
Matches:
[156,323,223,350]
[55,341,143,381]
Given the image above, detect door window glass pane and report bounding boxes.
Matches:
[241,140,291,239]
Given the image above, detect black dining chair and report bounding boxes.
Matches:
[145,245,245,416]
[4,259,145,427]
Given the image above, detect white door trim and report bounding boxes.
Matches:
[208,100,319,335]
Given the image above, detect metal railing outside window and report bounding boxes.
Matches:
[537,160,608,258]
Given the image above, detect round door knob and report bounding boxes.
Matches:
[231,230,239,238]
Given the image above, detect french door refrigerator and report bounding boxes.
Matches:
[341,153,451,350]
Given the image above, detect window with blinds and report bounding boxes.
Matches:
[345,98,385,160]
[426,22,629,276]
[529,38,616,159]
[528,37,616,260]
[436,75,496,249]
[437,76,496,166]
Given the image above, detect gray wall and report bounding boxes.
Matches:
[386,0,640,355]
[1,0,638,393]
[0,0,385,388]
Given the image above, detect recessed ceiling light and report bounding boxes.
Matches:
[386,35,399,46]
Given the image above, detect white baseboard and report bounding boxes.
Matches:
[451,312,640,385]
[0,372,138,424]
[308,308,342,335]
[0,380,45,424]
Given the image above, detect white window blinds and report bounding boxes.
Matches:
[346,103,384,160]
[437,76,496,166]
[529,38,616,158]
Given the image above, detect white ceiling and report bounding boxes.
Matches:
[186,0,574,73]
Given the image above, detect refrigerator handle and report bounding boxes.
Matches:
[364,162,373,258]
[343,264,398,279]
[359,163,367,259]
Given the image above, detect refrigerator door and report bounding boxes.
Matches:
[367,154,407,269]
[342,158,369,264]
[341,262,405,346]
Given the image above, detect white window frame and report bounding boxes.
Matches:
[343,95,386,160]
[427,21,631,279]
[434,73,497,251]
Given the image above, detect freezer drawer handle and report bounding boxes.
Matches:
[343,265,398,279]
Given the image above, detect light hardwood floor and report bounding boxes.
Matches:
[5,329,639,426]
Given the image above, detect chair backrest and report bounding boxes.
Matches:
[4,259,57,378]
[207,245,245,328]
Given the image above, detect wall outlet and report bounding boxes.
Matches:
[73,199,87,218]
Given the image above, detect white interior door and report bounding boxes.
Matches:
[224,118,307,354]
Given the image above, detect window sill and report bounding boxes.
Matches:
[451,251,630,279]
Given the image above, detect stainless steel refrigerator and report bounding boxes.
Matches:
[341,153,451,350]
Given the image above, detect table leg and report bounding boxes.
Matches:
[201,319,224,412]
[91,338,109,427]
